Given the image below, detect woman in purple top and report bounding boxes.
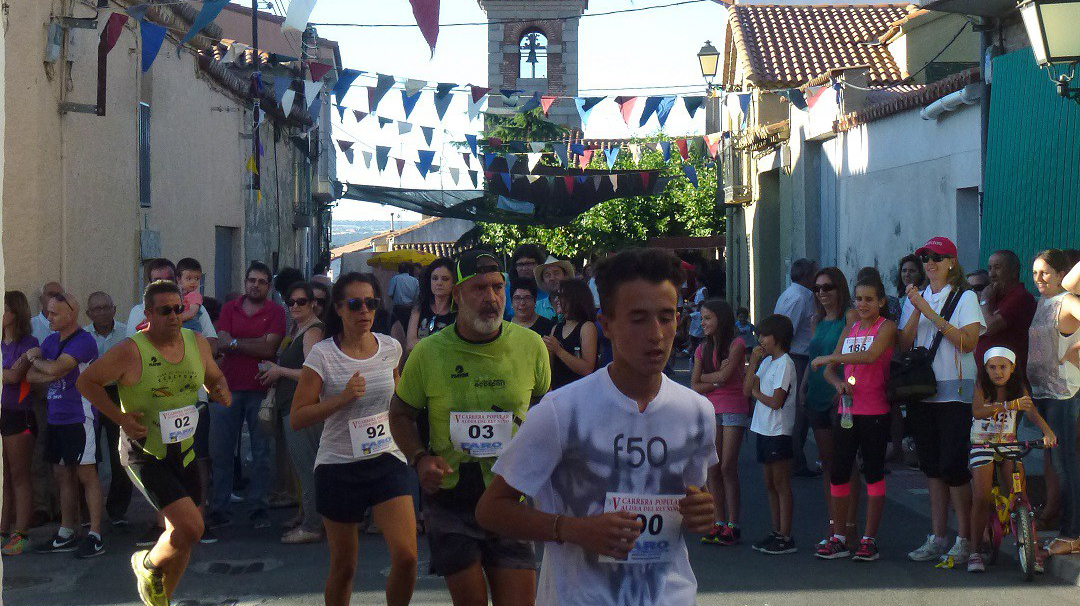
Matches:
[1,291,39,555]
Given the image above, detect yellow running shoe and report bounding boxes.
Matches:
[131,549,169,606]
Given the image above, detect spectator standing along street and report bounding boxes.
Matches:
[534,256,575,321]
[388,262,421,333]
[31,282,64,344]
[505,244,547,319]
[2,291,39,556]
[208,262,286,530]
[975,250,1037,376]
[774,258,819,477]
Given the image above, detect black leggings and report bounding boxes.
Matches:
[830,414,890,488]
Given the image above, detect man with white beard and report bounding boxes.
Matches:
[390,249,551,606]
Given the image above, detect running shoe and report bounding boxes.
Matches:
[700,524,723,545]
[250,510,271,529]
[281,527,323,544]
[37,532,79,553]
[2,532,28,555]
[205,511,232,529]
[943,537,970,565]
[908,534,948,562]
[135,525,164,548]
[815,536,850,560]
[966,551,985,573]
[75,534,105,559]
[761,535,797,555]
[752,532,780,552]
[112,517,130,529]
[200,526,218,545]
[719,524,741,546]
[852,538,880,562]
[131,550,168,606]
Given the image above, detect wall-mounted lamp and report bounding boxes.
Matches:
[1018,0,1080,99]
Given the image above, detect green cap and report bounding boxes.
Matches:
[455,249,503,284]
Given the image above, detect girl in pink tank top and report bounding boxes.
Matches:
[810,274,898,561]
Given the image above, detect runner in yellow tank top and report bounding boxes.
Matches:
[79,281,229,606]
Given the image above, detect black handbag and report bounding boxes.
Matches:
[886,289,961,404]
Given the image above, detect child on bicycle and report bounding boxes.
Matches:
[967,346,1056,573]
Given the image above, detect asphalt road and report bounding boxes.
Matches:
[6,363,1080,605]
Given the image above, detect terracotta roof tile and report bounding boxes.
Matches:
[834,66,980,131]
[728,4,911,90]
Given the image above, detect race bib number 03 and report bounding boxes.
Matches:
[449,411,513,458]
[159,405,198,445]
[599,493,683,564]
[842,335,874,355]
[348,412,395,459]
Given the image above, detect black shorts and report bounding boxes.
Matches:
[314,454,413,524]
[0,408,37,438]
[831,414,890,486]
[806,407,835,430]
[907,400,972,487]
[755,433,794,464]
[423,489,536,577]
[44,420,98,466]
[193,402,210,461]
[126,445,203,511]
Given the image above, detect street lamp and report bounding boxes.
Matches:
[698,40,721,95]
[1018,0,1080,99]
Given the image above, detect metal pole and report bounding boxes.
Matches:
[251,0,261,192]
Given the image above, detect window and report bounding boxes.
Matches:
[138,102,151,207]
[519,31,548,79]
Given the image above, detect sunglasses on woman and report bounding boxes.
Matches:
[918,252,952,264]
[345,297,381,312]
[286,298,310,308]
[812,283,836,293]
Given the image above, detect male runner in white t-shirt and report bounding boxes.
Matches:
[477,248,717,606]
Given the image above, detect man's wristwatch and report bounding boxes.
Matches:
[229,339,238,350]
[410,449,430,469]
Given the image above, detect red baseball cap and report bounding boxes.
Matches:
[915,237,958,258]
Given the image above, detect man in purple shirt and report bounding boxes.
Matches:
[25,292,103,558]
[207,261,286,530]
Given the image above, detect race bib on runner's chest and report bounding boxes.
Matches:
[971,410,1017,442]
[599,493,683,564]
[448,411,513,458]
[159,405,198,444]
[348,412,395,459]
[842,335,874,355]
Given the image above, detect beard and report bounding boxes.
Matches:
[469,315,502,335]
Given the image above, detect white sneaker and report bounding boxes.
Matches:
[908,534,948,561]
[944,537,970,565]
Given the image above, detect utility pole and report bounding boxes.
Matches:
[250,0,261,193]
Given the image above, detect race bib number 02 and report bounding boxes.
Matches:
[348,412,395,459]
[448,411,513,458]
[599,493,683,564]
[159,405,198,444]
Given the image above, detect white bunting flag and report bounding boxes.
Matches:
[303,80,324,105]
[527,153,542,172]
[404,78,427,96]
[449,167,460,185]
[397,121,413,135]
[361,151,372,168]
[630,143,642,165]
[527,175,541,184]
[530,142,546,153]
[281,90,297,116]
[608,174,619,192]
[282,0,317,33]
[467,95,486,121]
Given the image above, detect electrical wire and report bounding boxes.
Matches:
[838,22,971,91]
[311,0,710,28]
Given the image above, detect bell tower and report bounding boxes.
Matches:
[478,0,588,130]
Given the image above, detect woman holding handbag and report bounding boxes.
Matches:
[899,237,985,567]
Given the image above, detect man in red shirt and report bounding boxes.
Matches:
[976,250,1037,376]
[206,262,286,531]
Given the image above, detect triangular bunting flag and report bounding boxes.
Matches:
[273,77,293,105]
[553,145,568,167]
[529,142,546,153]
[125,3,150,21]
[336,140,354,152]
[640,171,653,191]
[401,89,422,119]
[526,175,541,184]
[395,158,406,177]
[307,62,332,81]
[527,153,542,171]
[501,172,513,191]
[500,89,522,107]
[333,68,362,109]
[421,126,434,146]
[505,154,518,172]
[465,134,478,157]
[378,116,393,129]
[639,96,662,127]
[408,0,440,54]
[416,150,436,178]
[467,93,486,121]
[563,176,575,195]
[180,0,227,45]
[540,96,557,116]
[362,151,373,168]
[579,149,594,168]
[376,146,391,172]
[468,170,478,187]
[139,21,167,72]
[470,85,491,103]
[574,97,604,125]
[705,133,722,157]
[304,80,324,111]
[690,137,706,158]
[344,148,354,164]
[307,96,322,122]
[659,140,672,163]
[370,74,395,111]
[682,164,698,188]
[101,13,129,55]
[282,0,317,33]
[608,174,619,192]
[615,96,637,126]
[630,143,642,165]
[404,78,427,96]
[449,167,460,184]
[570,143,585,156]
[483,153,496,169]
[221,41,247,65]
[656,96,677,127]
[246,155,258,175]
[436,82,456,97]
[592,176,604,190]
[434,84,455,120]
[353,110,368,122]
[462,153,472,168]
[521,92,541,112]
[487,137,503,148]
[281,90,296,116]
[604,146,620,170]
[397,121,413,135]
[683,96,705,118]
[675,138,689,161]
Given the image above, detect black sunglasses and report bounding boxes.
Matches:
[812,283,836,293]
[345,297,381,312]
[286,298,310,307]
[918,252,952,264]
[155,304,185,316]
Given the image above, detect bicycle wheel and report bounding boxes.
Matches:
[1015,504,1037,582]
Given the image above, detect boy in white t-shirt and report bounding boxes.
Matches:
[744,313,798,555]
[475,248,717,606]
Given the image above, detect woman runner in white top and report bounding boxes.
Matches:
[290,272,416,606]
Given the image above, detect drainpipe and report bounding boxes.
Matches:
[978,18,993,217]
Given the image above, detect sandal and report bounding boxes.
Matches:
[1045,537,1080,556]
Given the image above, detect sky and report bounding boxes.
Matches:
[272,0,728,223]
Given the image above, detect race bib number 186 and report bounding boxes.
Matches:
[599,492,683,564]
[449,411,513,458]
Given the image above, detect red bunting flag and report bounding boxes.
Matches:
[487,137,503,147]
[470,85,491,103]
[408,0,440,54]
[676,138,689,161]
[579,149,594,168]
[307,62,333,82]
[101,12,129,55]
[640,171,653,191]
[563,176,575,195]
[615,96,637,126]
[704,134,721,158]
[462,153,472,168]
[540,96,557,116]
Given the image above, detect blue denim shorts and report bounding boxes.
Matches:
[716,412,750,428]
